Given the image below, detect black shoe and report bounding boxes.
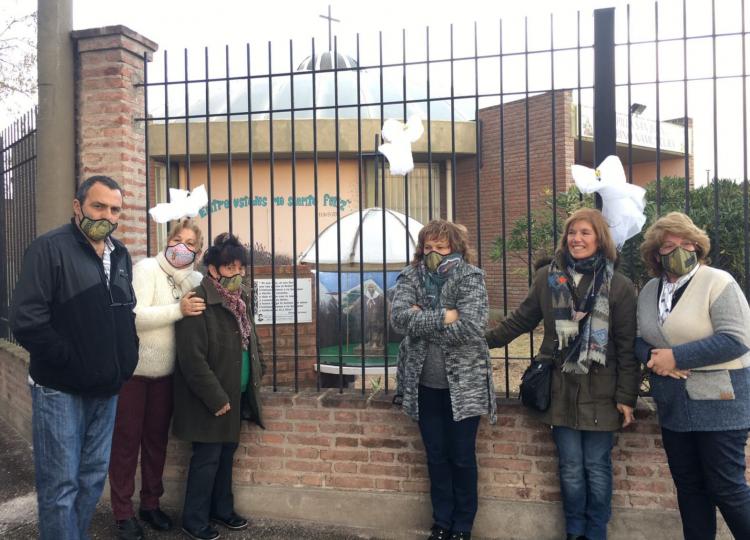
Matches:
[181,525,220,540]
[449,533,471,540]
[210,512,248,530]
[428,524,451,540]
[139,508,173,531]
[116,517,145,540]
[566,535,585,540]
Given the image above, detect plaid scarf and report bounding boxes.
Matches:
[548,252,613,375]
[419,253,463,309]
[211,278,252,350]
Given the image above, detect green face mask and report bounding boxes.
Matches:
[78,212,117,242]
[660,246,698,276]
[219,274,243,292]
[424,251,445,272]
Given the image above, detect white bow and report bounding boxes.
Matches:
[571,156,646,248]
[378,115,424,176]
[148,184,209,223]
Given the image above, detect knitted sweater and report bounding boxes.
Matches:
[132,252,202,378]
[637,265,750,431]
[391,261,497,424]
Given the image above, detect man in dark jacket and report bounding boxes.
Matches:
[10,175,138,540]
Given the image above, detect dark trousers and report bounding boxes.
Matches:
[109,375,173,520]
[182,441,238,531]
[417,385,481,534]
[661,427,750,540]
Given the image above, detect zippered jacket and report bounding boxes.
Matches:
[10,221,139,397]
[485,256,638,431]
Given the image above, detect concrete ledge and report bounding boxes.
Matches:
[71,25,158,54]
[157,481,732,540]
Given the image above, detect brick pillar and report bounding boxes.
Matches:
[71,26,158,261]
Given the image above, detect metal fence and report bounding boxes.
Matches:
[0,107,37,341]
[140,2,749,396]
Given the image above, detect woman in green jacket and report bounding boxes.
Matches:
[485,208,639,540]
[173,233,264,540]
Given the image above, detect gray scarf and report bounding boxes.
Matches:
[548,252,613,375]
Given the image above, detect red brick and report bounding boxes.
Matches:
[334,437,359,448]
[333,462,358,473]
[330,476,374,489]
[320,449,369,462]
[479,457,532,472]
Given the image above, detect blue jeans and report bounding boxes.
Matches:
[661,427,750,540]
[417,385,481,534]
[31,384,118,540]
[552,426,614,540]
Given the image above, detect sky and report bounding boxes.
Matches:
[3,0,749,185]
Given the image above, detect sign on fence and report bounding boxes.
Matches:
[254,278,313,325]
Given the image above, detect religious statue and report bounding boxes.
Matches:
[345,282,386,353]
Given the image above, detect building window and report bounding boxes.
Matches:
[366,161,442,226]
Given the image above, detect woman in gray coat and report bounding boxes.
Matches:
[391,219,496,540]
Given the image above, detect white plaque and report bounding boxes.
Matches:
[254,278,312,325]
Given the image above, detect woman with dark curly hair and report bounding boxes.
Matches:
[173,233,265,540]
[637,212,750,540]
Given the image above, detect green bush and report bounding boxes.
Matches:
[490,177,748,292]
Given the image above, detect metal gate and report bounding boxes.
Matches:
[139,2,749,395]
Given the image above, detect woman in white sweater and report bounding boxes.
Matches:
[110,219,206,540]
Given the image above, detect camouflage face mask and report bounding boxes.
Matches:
[424,251,445,272]
[660,246,698,276]
[219,274,244,292]
[78,212,118,241]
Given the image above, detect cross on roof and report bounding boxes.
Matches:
[319,4,340,51]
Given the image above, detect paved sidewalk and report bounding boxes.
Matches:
[0,416,391,539]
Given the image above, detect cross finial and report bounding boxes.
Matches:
[319,4,340,51]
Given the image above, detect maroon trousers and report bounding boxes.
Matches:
[109,375,173,520]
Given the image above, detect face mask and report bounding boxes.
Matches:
[424,251,445,272]
[78,210,117,241]
[164,243,196,269]
[218,273,244,292]
[660,246,698,276]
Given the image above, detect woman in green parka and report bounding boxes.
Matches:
[173,233,264,540]
[485,208,639,540]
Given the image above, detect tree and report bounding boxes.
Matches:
[491,177,749,293]
[0,6,36,125]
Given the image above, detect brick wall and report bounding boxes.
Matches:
[164,386,694,511]
[0,342,32,441]
[3,343,745,537]
[252,265,318,388]
[72,26,158,262]
[456,91,575,313]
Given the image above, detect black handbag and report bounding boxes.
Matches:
[519,359,553,412]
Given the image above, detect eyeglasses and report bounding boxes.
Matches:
[166,275,181,300]
[658,241,697,255]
